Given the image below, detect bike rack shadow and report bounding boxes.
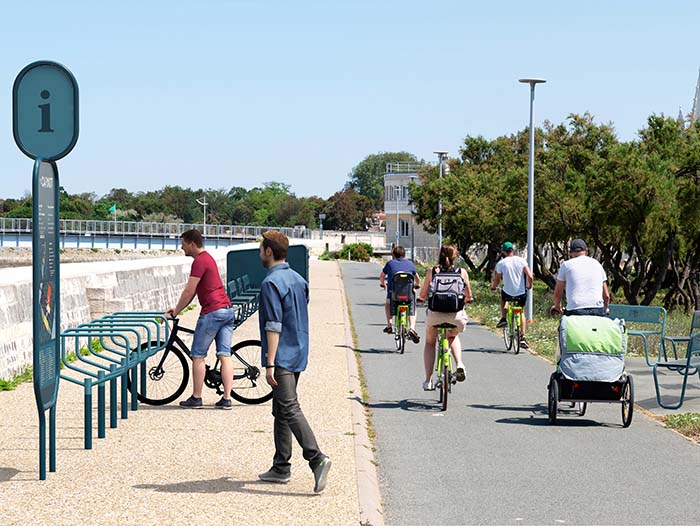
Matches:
[134,477,315,497]
[0,467,20,482]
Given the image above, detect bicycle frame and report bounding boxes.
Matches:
[394,305,408,333]
[151,319,258,384]
[507,303,523,333]
[435,328,454,383]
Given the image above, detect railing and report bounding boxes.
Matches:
[0,218,303,239]
[385,162,424,173]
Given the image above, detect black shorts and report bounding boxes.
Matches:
[501,291,527,307]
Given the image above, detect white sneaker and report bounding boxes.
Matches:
[422,379,435,391]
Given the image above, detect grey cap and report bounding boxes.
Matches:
[569,238,588,252]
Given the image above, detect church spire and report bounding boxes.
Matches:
[677,106,685,128]
[692,67,700,123]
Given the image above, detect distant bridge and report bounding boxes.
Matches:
[0,218,308,250]
[0,218,386,251]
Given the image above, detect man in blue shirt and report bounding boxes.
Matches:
[256,230,331,493]
[379,245,420,343]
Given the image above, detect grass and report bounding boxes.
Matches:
[415,260,696,363]
[1,340,104,391]
[664,413,700,442]
[340,264,378,447]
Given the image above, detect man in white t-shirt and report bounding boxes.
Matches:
[550,238,610,316]
[491,242,533,347]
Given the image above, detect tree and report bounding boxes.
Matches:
[347,151,420,209]
[323,189,373,231]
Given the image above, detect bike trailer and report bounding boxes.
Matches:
[558,315,627,383]
[392,272,414,304]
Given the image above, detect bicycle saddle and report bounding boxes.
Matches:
[433,323,457,329]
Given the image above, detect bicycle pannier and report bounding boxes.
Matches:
[428,266,465,313]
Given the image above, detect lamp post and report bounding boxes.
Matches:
[395,185,401,248]
[319,213,326,240]
[196,195,208,237]
[434,151,448,250]
[519,77,546,322]
[409,175,417,260]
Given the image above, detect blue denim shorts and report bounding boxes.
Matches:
[191,307,235,358]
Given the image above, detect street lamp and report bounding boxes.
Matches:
[434,150,448,250]
[196,195,208,237]
[409,175,418,260]
[395,185,401,248]
[519,77,546,322]
[319,213,326,240]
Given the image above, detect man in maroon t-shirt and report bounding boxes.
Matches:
[165,229,235,409]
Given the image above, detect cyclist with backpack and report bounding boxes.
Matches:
[416,244,473,390]
[379,245,421,344]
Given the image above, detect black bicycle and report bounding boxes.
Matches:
[127,318,272,406]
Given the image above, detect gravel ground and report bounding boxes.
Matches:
[0,260,360,526]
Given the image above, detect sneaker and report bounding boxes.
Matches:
[215,397,232,410]
[520,339,530,350]
[455,365,466,382]
[408,329,421,344]
[312,457,332,493]
[383,325,393,334]
[422,379,435,391]
[258,468,290,484]
[179,395,203,408]
[496,318,507,328]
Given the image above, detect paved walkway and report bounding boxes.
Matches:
[343,261,700,526]
[0,260,364,526]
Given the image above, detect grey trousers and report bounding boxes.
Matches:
[271,367,324,474]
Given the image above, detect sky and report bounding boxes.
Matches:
[1,0,699,200]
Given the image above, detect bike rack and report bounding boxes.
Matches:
[59,312,168,449]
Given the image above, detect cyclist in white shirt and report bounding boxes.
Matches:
[491,241,533,348]
[550,238,610,316]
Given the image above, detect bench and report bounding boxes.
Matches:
[662,310,700,361]
[59,312,168,449]
[227,273,259,325]
[608,304,667,366]
[653,332,700,409]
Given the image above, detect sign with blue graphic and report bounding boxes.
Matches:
[13,61,79,161]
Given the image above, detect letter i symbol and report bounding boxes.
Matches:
[38,90,54,133]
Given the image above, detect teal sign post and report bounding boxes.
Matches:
[13,61,79,480]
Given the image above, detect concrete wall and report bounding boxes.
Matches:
[0,247,239,381]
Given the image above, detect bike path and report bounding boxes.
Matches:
[342,261,700,525]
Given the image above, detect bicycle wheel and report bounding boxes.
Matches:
[400,326,406,354]
[229,340,273,404]
[547,374,558,425]
[621,375,634,428]
[502,319,513,351]
[577,402,587,417]
[128,342,189,406]
[441,363,449,411]
[513,325,522,355]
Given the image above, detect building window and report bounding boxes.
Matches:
[400,219,409,237]
[402,186,408,200]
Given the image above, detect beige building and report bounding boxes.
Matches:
[383,162,438,258]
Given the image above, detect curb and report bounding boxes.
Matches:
[338,262,384,526]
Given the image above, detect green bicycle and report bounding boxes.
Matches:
[433,322,457,411]
[393,303,409,353]
[503,302,524,354]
